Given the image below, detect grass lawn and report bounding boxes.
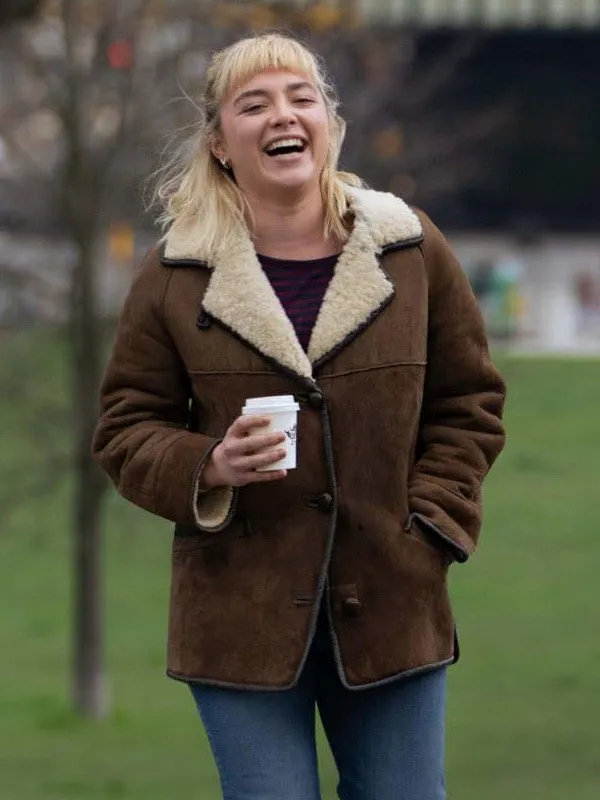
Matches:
[1,331,600,799]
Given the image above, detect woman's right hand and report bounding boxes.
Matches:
[200,416,288,488]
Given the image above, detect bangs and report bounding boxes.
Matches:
[212,35,322,103]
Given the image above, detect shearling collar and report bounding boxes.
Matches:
[162,186,423,380]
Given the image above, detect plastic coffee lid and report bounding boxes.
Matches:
[242,395,300,414]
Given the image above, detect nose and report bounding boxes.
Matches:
[270,98,298,128]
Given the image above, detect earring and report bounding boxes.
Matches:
[220,157,231,169]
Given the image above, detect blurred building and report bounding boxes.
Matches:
[330,0,600,351]
[0,0,598,351]
[352,0,600,27]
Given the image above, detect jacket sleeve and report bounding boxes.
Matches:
[407,212,506,562]
[91,249,237,532]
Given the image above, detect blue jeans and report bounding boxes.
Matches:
[189,612,447,800]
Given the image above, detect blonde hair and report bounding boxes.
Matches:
[151,33,361,257]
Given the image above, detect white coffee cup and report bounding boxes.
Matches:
[241,395,300,471]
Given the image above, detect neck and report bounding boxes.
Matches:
[245,185,341,260]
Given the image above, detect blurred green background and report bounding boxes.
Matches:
[2,1,600,799]
[2,336,599,799]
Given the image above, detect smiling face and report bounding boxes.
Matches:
[212,69,331,202]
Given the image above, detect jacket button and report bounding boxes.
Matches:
[307,390,324,409]
[306,492,334,513]
[196,309,212,330]
[315,492,333,513]
[341,597,362,618]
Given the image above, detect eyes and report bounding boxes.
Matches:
[241,97,316,115]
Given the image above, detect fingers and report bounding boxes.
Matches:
[230,415,271,435]
[222,442,286,473]
[221,434,284,461]
[215,414,291,487]
[249,468,288,483]
[243,446,287,471]
[242,432,287,455]
[223,423,285,458]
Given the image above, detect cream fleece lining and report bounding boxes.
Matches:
[193,481,235,531]
[165,186,423,379]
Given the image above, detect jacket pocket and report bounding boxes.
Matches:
[172,517,251,553]
[404,512,454,567]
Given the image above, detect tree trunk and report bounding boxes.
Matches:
[70,232,109,718]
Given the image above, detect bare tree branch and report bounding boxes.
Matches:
[0,2,512,718]
[91,0,155,184]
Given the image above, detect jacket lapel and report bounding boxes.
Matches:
[163,186,423,380]
[307,187,423,367]
[201,229,313,380]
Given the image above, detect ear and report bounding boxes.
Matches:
[209,133,227,163]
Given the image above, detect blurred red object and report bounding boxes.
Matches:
[107,39,134,70]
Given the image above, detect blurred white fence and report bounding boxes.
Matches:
[0,230,135,327]
[282,0,600,27]
[451,232,600,353]
[2,227,600,354]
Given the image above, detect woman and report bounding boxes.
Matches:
[93,33,506,800]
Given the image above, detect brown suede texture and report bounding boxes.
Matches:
[92,209,506,689]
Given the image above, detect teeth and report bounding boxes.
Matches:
[265,138,305,153]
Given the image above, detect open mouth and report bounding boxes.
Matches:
[264,137,307,157]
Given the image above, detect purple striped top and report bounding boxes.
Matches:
[257,253,339,351]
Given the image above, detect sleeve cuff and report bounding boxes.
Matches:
[191,446,238,532]
[193,483,238,531]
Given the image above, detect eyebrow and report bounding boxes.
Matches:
[233,81,317,107]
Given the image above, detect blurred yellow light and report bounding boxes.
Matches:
[108,224,134,264]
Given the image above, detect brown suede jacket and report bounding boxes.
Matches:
[92,186,506,690]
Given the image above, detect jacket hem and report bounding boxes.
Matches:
[338,656,455,691]
[165,655,455,692]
